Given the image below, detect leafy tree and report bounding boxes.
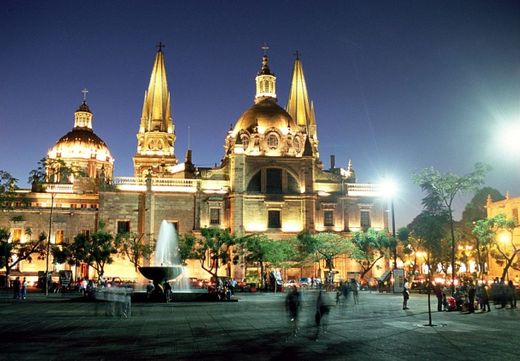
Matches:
[177,233,196,265]
[474,214,518,281]
[297,232,352,284]
[29,157,86,186]
[461,187,505,224]
[408,210,448,326]
[0,171,19,209]
[191,228,236,279]
[350,228,392,281]
[413,163,490,289]
[53,223,117,279]
[238,234,296,288]
[397,227,410,267]
[0,228,46,284]
[114,232,154,272]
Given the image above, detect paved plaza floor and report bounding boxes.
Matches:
[0,288,518,360]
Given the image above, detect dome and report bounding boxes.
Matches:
[48,127,113,163]
[232,98,297,136]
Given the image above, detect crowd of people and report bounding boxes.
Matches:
[405,277,518,313]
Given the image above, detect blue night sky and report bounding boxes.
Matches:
[1,0,519,228]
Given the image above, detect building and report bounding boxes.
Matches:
[486,193,520,282]
[1,47,389,284]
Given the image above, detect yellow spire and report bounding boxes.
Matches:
[287,53,313,132]
[139,45,173,133]
[134,44,177,177]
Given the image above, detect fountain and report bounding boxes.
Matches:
[138,220,184,289]
[137,220,211,302]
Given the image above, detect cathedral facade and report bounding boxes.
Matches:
[1,47,389,283]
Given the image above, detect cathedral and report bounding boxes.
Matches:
[1,47,389,283]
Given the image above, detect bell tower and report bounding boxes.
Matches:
[133,43,177,177]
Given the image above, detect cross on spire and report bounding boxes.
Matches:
[293,50,301,60]
[261,42,269,55]
[156,41,165,52]
[81,88,88,102]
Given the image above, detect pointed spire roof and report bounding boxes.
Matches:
[139,45,173,133]
[287,53,313,131]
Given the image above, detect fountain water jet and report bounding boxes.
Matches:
[138,221,184,296]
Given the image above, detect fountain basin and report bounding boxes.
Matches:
[138,266,183,285]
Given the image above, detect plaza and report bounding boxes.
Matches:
[1,289,518,361]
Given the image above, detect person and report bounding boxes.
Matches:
[434,283,443,312]
[13,277,21,299]
[479,284,491,312]
[163,281,172,302]
[81,278,88,296]
[314,290,330,340]
[21,277,27,300]
[146,280,155,299]
[351,279,359,304]
[402,278,410,310]
[285,286,301,337]
[467,282,476,313]
[507,280,517,309]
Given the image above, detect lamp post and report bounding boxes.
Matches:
[382,178,400,292]
[45,191,56,296]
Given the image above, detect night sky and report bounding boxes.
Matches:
[1,1,519,228]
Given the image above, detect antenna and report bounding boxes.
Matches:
[187,125,191,149]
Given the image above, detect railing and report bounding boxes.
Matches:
[346,183,382,197]
[44,184,74,193]
[112,177,199,193]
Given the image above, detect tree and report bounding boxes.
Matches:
[408,210,448,326]
[191,228,236,280]
[474,214,518,281]
[238,234,296,288]
[461,187,505,224]
[53,223,117,279]
[177,233,196,265]
[350,228,392,281]
[397,227,410,267]
[297,232,352,286]
[115,232,154,272]
[0,227,46,284]
[413,163,490,290]
[0,171,19,209]
[28,157,86,187]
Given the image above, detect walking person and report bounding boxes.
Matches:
[12,277,21,299]
[434,283,443,312]
[479,284,491,312]
[467,282,476,313]
[314,290,330,340]
[351,279,359,304]
[21,277,27,300]
[285,286,301,337]
[402,278,410,310]
[507,280,517,309]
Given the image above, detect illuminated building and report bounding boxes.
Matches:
[486,193,520,282]
[1,47,389,282]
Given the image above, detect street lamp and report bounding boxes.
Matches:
[382,178,402,293]
[381,178,398,269]
[45,190,56,296]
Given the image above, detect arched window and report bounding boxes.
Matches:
[287,173,299,193]
[247,171,261,192]
[266,168,282,194]
[266,133,279,150]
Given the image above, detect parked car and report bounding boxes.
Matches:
[284,279,298,288]
[299,277,311,287]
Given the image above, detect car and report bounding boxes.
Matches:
[284,279,298,288]
[299,277,311,287]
